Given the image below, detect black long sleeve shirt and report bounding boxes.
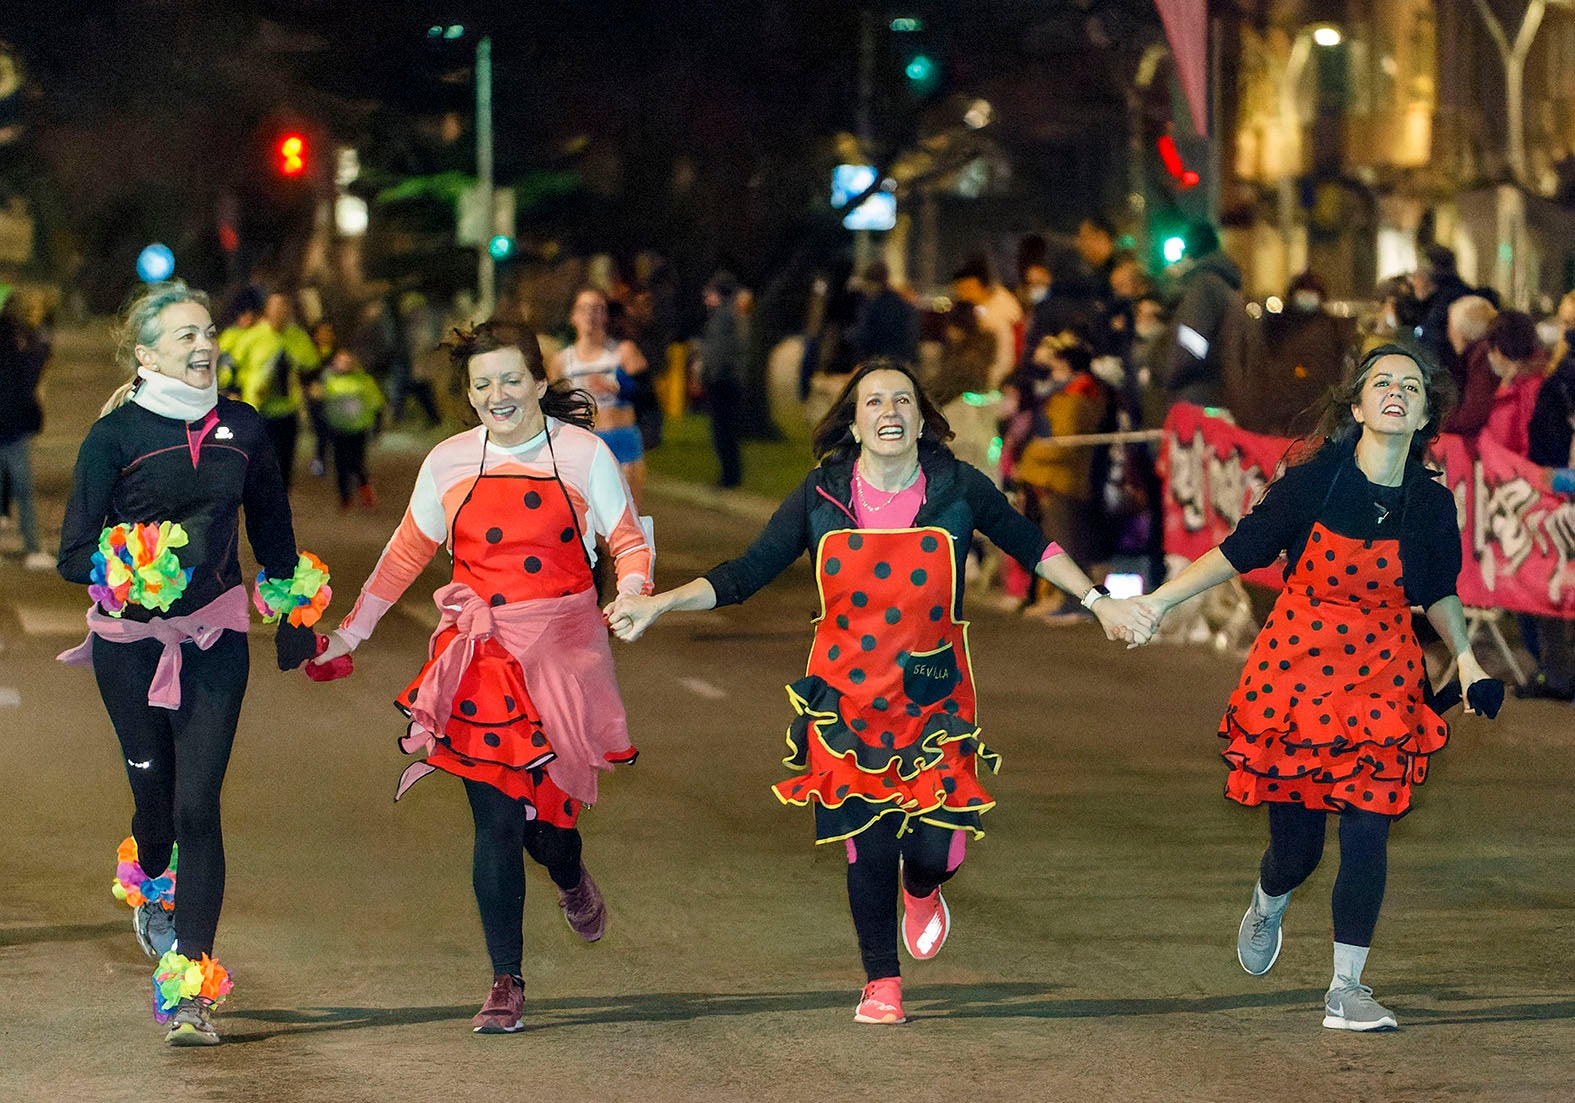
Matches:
[58,397,300,621]
[1218,441,1462,611]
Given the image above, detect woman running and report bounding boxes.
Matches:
[314,321,652,1033]
[1133,343,1494,1031]
[607,357,1153,1025]
[57,280,324,1045]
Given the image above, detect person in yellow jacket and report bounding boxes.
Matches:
[229,292,320,488]
[320,350,385,508]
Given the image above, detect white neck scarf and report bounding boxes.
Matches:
[132,367,218,422]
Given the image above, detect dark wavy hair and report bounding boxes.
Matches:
[810,357,953,462]
[1305,341,1457,464]
[446,319,596,431]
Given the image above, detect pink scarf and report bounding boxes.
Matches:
[401,582,630,804]
[57,586,251,710]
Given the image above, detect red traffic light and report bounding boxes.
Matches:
[1156,134,1199,189]
[276,133,307,177]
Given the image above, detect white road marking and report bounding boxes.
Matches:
[14,606,89,636]
[0,686,20,708]
[677,676,727,700]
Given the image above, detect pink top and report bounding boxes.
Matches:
[851,465,1063,561]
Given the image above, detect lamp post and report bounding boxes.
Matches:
[476,34,495,318]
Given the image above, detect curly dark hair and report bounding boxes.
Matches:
[810,357,953,462]
[1308,341,1457,464]
[445,319,596,431]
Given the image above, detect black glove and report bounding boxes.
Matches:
[275,620,319,671]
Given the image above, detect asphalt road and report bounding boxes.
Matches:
[1,327,1570,1101]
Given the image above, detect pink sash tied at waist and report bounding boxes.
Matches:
[57,586,252,710]
[401,582,630,805]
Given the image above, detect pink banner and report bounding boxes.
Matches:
[1154,0,1209,137]
[1161,404,1575,617]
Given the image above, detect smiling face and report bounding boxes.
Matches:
[852,368,921,463]
[467,346,548,446]
[135,301,217,390]
[1351,354,1428,439]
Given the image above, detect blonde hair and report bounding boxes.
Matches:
[100,280,212,416]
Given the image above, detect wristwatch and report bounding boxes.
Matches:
[1079,585,1108,611]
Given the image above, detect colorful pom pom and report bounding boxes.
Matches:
[253,551,332,628]
[89,522,193,617]
[111,836,177,911]
[152,950,233,1018]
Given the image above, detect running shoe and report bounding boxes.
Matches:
[1323,982,1398,1031]
[471,974,525,1034]
[557,865,607,942]
[1237,900,1284,976]
[853,977,907,1025]
[901,886,950,960]
[165,997,220,1046]
[133,901,178,960]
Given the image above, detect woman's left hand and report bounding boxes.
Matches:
[1457,649,1491,714]
[1092,596,1160,646]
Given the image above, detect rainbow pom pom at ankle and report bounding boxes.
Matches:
[111,836,176,911]
[152,950,233,1023]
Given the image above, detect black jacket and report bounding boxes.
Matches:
[705,444,1048,616]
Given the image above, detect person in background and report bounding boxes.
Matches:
[1411,245,1475,389]
[303,319,337,478]
[847,261,918,365]
[215,287,261,399]
[946,256,1022,476]
[697,271,745,489]
[1163,222,1245,411]
[550,287,650,504]
[230,291,320,489]
[0,286,54,570]
[1075,214,1119,298]
[1133,344,1491,1033]
[1440,296,1499,439]
[1479,310,1545,458]
[1254,271,1352,436]
[1518,302,1575,701]
[320,349,384,509]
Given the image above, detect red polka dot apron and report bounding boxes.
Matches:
[775,527,1000,843]
[395,471,633,825]
[1218,522,1448,815]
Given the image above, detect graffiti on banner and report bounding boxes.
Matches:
[1163,404,1575,617]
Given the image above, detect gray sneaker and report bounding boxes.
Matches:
[165,997,220,1046]
[1236,902,1284,976]
[133,901,178,959]
[1323,982,1398,1031]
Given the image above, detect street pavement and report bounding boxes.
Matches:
[1,326,1571,1101]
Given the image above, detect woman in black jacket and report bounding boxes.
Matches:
[608,357,1153,1025]
[56,280,322,1045]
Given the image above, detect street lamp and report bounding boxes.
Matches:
[1312,25,1342,47]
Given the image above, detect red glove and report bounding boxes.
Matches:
[304,632,355,682]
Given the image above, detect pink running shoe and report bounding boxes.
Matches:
[471,974,525,1034]
[901,887,950,960]
[557,864,607,942]
[854,977,907,1024]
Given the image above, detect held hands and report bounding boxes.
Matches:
[604,594,663,642]
[1113,595,1170,648]
[1091,595,1161,646]
[312,630,355,666]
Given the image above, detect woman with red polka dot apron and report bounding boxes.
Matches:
[1136,345,1498,1032]
[314,323,653,1034]
[608,358,1155,1025]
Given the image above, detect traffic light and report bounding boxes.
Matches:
[276,133,307,178]
[1156,134,1199,189]
[487,234,515,260]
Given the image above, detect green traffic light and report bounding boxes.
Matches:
[488,235,514,260]
[1162,236,1186,264]
[905,54,936,84]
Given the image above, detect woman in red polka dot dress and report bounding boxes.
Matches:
[608,358,1155,1025]
[314,323,653,1034]
[1135,344,1495,1032]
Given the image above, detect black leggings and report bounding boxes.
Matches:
[95,631,248,961]
[845,816,964,982]
[464,779,585,977]
[330,430,369,503]
[1259,803,1391,947]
